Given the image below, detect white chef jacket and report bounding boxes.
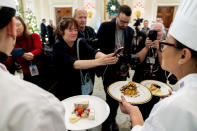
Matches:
[132,73,197,131]
[0,63,67,131]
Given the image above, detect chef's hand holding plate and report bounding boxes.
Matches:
[160,88,173,99]
[119,95,144,127]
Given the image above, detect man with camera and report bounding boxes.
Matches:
[97,5,134,131]
[134,22,167,120]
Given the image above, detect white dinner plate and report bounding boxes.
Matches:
[61,95,110,130]
[108,81,152,104]
[141,80,171,97]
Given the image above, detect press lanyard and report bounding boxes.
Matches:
[116,29,124,49]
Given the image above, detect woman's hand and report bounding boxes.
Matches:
[96,53,118,66]
[119,96,144,127]
[23,52,34,61]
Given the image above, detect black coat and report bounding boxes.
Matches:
[40,23,47,37]
[51,36,98,100]
[78,26,97,49]
[97,19,134,54]
[78,26,96,40]
[96,19,134,79]
[47,25,55,45]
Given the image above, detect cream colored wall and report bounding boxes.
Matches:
[126,0,180,28]
[22,0,50,30]
[22,0,180,30]
[49,0,78,25]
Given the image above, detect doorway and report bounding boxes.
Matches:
[157,6,174,30]
[55,7,72,26]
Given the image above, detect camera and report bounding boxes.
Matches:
[148,30,157,41]
[116,54,129,77]
[11,48,25,57]
[130,54,140,69]
[133,18,143,27]
[116,53,140,76]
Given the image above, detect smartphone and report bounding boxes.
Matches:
[113,47,124,56]
[11,48,25,57]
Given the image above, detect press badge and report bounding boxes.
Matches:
[146,57,155,64]
[29,65,39,76]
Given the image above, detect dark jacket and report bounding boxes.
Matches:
[40,23,47,37]
[47,25,55,46]
[78,26,97,49]
[51,36,98,100]
[78,26,96,40]
[96,18,134,78]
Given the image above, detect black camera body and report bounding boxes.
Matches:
[116,54,129,77]
[116,53,140,76]
[133,18,143,27]
[148,30,157,41]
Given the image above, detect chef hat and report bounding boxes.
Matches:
[0,0,17,10]
[169,0,197,52]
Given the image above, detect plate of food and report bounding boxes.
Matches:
[140,80,171,97]
[61,95,110,130]
[108,81,152,104]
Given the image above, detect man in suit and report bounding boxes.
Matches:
[97,5,134,131]
[47,19,55,47]
[40,18,47,44]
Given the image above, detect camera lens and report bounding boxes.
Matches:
[120,64,129,73]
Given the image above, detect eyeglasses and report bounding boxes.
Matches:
[159,41,177,52]
[118,16,129,25]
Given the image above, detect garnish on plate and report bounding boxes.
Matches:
[120,82,139,97]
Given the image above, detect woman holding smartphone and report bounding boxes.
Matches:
[51,17,118,100]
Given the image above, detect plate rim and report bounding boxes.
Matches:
[61,95,110,130]
[107,81,152,105]
[140,80,172,97]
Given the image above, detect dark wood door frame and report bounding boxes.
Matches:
[157,6,175,30]
[55,7,72,26]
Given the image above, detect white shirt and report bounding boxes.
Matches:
[0,63,67,131]
[132,74,197,131]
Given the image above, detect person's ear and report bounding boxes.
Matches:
[178,48,192,65]
[7,17,16,39]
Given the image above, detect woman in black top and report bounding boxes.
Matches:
[51,17,118,100]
